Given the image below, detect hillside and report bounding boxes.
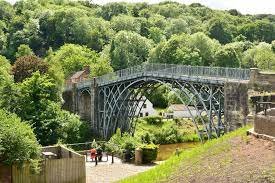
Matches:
[0,0,274,73]
[120,126,275,183]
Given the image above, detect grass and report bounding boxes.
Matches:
[119,125,251,183]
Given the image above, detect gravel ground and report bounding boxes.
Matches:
[86,155,157,183]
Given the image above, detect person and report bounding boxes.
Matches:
[97,148,103,161]
[90,148,97,161]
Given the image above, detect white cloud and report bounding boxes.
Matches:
[4,0,275,14]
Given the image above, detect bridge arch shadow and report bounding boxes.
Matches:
[97,77,225,140]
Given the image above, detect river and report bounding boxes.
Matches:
[156,142,199,161]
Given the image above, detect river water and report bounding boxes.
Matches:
[156,142,199,161]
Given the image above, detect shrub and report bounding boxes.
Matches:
[152,125,183,144]
[0,110,40,166]
[139,144,159,163]
[143,116,163,125]
[108,129,140,158]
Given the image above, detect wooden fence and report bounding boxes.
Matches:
[2,145,86,183]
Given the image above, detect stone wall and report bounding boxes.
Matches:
[224,81,249,132]
[250,68,275,91]
[254,109,275,137]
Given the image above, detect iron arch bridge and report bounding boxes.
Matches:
[64,63,251,140]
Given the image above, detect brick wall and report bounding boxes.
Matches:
[254,113,275,137]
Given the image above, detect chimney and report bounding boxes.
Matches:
[83,66,90,74]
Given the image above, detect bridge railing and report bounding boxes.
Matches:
[72,63,250,88]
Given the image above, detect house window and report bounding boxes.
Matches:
[139,113,143,117]
[145,112,149,116]
[143,104,147,108]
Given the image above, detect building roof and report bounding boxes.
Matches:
[70,70,86,80]
[168,104,195,111]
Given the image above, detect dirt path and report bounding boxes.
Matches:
[86,156,157,183]
[167,136,275,183]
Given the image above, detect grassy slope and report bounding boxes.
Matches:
[119,126,252,183]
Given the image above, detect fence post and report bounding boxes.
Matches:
[111,153,114,164]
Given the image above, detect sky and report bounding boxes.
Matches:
[5,0,275,15]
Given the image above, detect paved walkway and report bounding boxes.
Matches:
[86,155,157,183]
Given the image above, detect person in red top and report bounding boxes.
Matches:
[90,148,97,161]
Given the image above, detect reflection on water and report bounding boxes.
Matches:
[156,142,199,161]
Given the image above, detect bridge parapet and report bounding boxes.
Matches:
[97,63,250,85]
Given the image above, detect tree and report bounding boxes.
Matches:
[0,55,11,88]
[11,72,59,145]
[15,44,33,58]
[145,85,169,108]
[272,40,275,53]
[214,45,240,67]
[12,55,48,82]
[165,18,190,38]
[111,15,141,33]
[242,42,275,70]
[71,17,114,52]
[149,34,202,65]
[0,109,40,166]
[109,31,152,70]
[188,32,221,66]
[238,20,275,43]
[100,2,128,21]
[48,44,99,78]
[148,27,166,43]
[90,58,113,77]
[207,18,234,44]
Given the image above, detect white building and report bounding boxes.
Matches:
[135,96,157,117]
[164,104,200,119]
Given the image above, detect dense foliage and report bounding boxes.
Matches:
[0,0,274,164]
[0,109,40,165]
[0,0,273,71]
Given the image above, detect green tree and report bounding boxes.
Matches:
[145,85,169,108]
[100,2,128,21]
[110,31,152,70]
[0,109,40,166]
[148,27,166,43]
[207,18,234,44]
[271,40,275,53]
[238,20,275,43]
[149,34,202,65]
[165,18,190,38]
[111,15,141,33]
[0,55,12,88]
[15,44,34,58]
[214,45,240,67]
[242,42,275,70]
[188,32,221,66]
[48,44,99,78]
[71,17,113,52]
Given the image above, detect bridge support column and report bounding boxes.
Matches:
[72,83,78,114]
[90,78,99,135]
[224,82,249,132]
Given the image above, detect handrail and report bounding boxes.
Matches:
[255,101,275,115]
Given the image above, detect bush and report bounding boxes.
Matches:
[143,116,163,125]
[0,110,40,166]
[108,129,140,158]
[140,144,159,163]
[152,125,183,144]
